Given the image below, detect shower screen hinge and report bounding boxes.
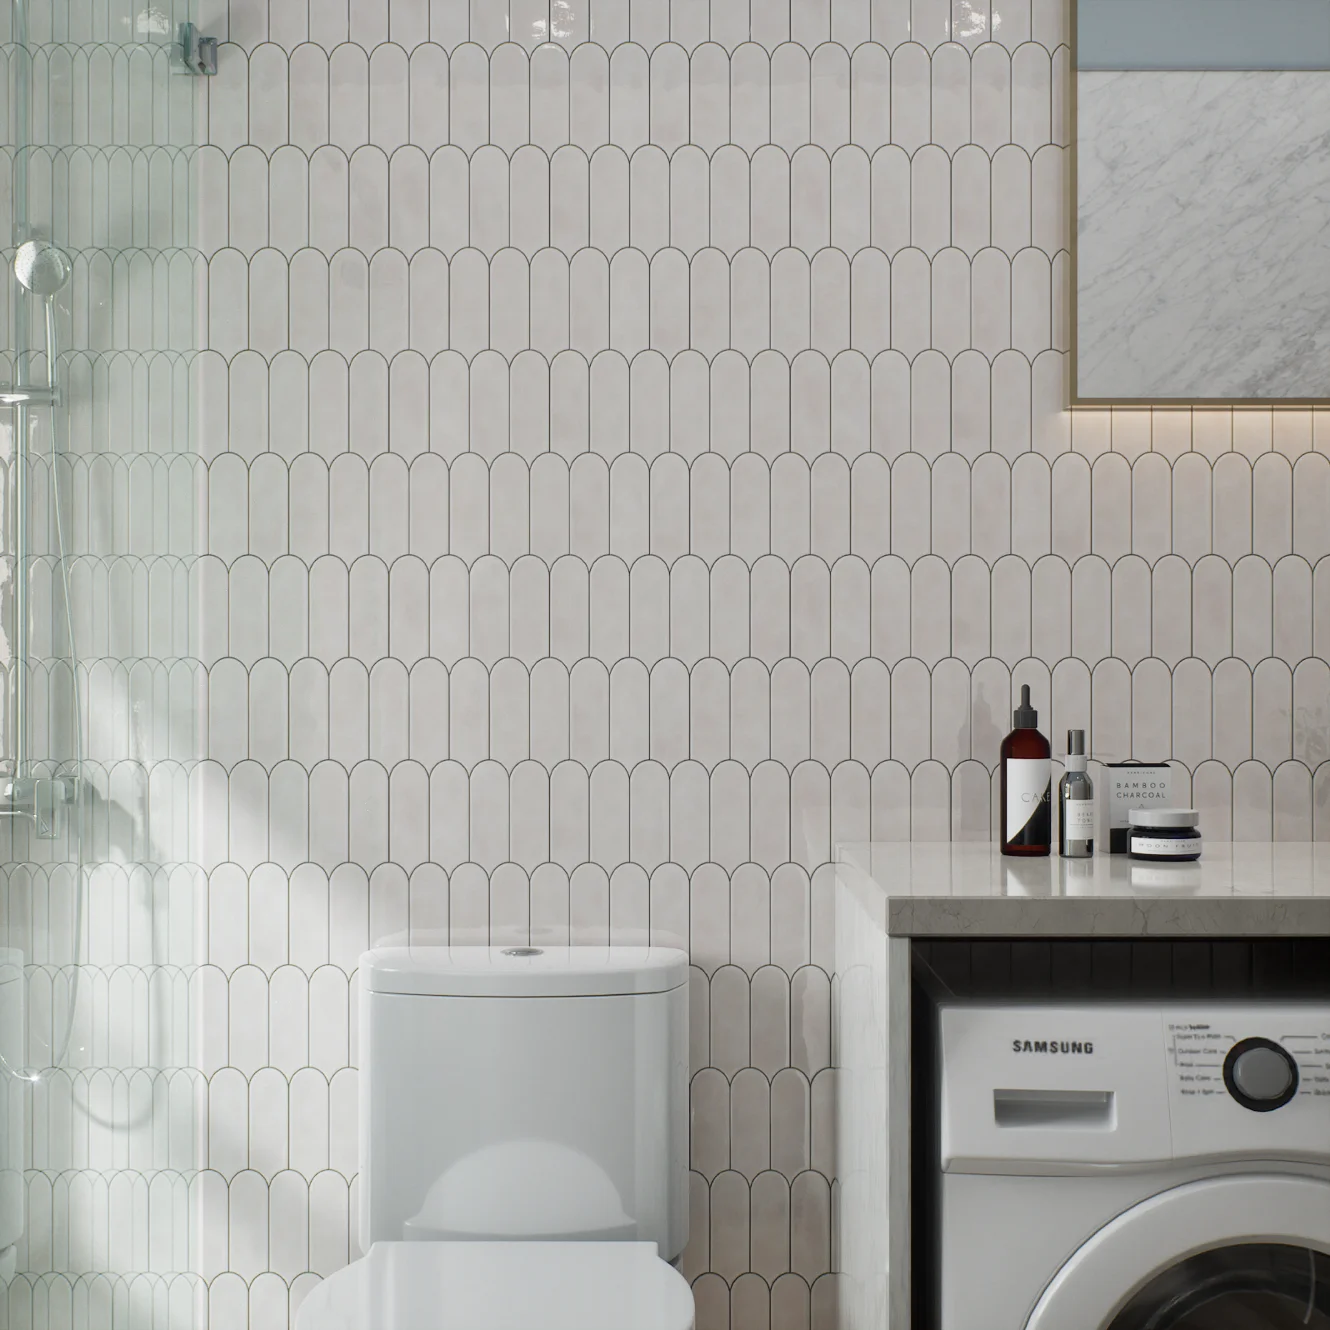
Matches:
[179,22,218,76]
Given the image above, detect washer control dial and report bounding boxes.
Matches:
[1223,1038,1298,1112]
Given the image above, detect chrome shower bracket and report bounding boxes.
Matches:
[0,775,77,839]
[179,23,218,76]
[0,385,60,408]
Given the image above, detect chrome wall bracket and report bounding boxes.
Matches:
[0,775,77,840]
[179,23,218,76]
[0,385,60,408]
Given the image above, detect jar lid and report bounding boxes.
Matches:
[1128,808,1199,829]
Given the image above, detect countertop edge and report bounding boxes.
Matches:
[886,896,1330,938]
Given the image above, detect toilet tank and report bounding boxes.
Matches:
[359,946,690,1261]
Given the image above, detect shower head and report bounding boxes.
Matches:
[14,240,72,298]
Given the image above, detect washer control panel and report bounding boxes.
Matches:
[941,1003,1330,1173]
[1167,1016,1330,1104]
[1166,1009,1330,1161]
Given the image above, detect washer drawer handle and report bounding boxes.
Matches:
[994,1089,1116,1130]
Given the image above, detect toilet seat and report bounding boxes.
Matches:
[294,1241,695,1330]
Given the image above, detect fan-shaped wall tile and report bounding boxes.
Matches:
[32,17,1330,1330]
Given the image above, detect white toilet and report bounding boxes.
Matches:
[295,944,695,1329]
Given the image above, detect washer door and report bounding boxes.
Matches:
[1026,1175,1330,1330]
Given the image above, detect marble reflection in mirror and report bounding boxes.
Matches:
[1075,0,1330,402]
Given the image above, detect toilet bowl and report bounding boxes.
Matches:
[295,1241,694,1329]
[296,945,695,1330]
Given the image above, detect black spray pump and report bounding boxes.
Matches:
[1012,685,1038,731]
[1000,684,1051,856]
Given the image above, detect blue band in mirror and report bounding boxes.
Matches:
[1077,0,1330,70]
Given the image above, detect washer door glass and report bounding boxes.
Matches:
[1109,1244,1330,1329]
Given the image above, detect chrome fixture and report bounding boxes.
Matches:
[3,238,74,836]
[0,387,58,407]
[179,22,218,75]
[13,239,72,298]
[0,775,77,837]
[0,240,69,406]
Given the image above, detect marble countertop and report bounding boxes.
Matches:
[835,842,1330,937]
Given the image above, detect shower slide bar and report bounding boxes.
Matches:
[3,240,75,838]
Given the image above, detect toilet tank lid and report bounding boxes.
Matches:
[361,945,690,997]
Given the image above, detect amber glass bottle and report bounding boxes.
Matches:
[1000,685,1051,856]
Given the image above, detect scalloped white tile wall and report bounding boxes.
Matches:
[4,1,1330,1328]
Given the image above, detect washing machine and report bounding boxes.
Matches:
[939,1002,1330,1328]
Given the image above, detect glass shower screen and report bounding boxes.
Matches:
[0,2,204,1325]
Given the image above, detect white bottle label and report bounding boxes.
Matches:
[1063,800,1095,840]
[1006,758,1051,840]
[1130,835,1201,858]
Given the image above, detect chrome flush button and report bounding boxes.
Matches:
[501,947,544,958]
[1223,1038,1299,1112]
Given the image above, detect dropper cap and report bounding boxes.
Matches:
[1012,684,1037,729]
